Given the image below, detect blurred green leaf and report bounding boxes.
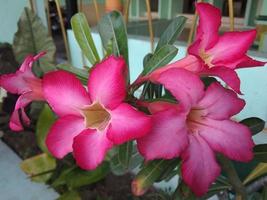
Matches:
[143,53,153,68]
[98,11,129,65]
[201,77,218,88]
[155,16,187,52]
[71,13,100,65]
[254,144,267,163]
[36,104,56,154]
[240,117,265,136]
[262,185,267,200]
[20,153,56,182]
[56,63,89,85]
[173,181,196,200]
[132,159,179,196]
[110,143,143,176]
[57,191,81,200]
[141,44,178,76]
[243,163,267,184]
[13,7,56,76]
[53,162,109,189]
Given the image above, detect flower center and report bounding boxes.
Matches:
[186,108,204,134]
[199,48,213,67]
[81,102,111,131]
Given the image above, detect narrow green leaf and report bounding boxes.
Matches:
[57,191,81,200]
[20,153,56,182]
[56,63,89,85]
[36,104,56,154]
[98,11,129,78]
[155,16,187,52]
[142,44,178,76]
[13,7,56,76]
[240,117,265,135]
[254,144,267,162]
[143,53,153,67]
[132,159,179,195]
[71,13,100,65]
[65,162,109,189]
[243,163,267,184]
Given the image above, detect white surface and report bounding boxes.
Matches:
[0,140,59,200]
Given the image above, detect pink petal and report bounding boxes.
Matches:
[145,101,180,114]
[154,68,205,109]
[88,56,127,109]
[46,115,85,158]
[197,82,245,120]
[9,91,38,131]
[200,66,241,94]
[73,129,113,170]
[208,30,257,64]
[20,52,46,72]
[43,70,91,117]
[0,53,45,94]
[198,118,254,162]
[149,55,203,82]
[236,55,267,68]
[9,109,29,131]
[181,134,221,197]
[107,103,152,145]
[194,3,221,50]
[137,108,188,160]
[0,71,32,94]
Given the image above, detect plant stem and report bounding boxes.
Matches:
[218,155,247,199]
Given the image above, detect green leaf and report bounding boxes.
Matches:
[254,144,267,163]
[56,63,89,85]
[173,181,196,200]
[243,163,267,184]
[110,143,143,175]
[20,153,56,182]
[36,104,56,154]
[13,7,56,76]
[142,44,178,76]
[71,13,100,65]
[98,11,129,66]
[201,77,218,88]
[240,117,265,135]
[55,162,110,189]
[57,191,81,200]
[155,16,187,52]
[143,53,153,67]
[132,159,179,195]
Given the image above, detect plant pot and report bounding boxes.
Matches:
[105,0,123,12]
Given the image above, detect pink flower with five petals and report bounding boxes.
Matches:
[0,52,45,131]
[136,68,254,196]
[43,56,152,170]
[135,3,266,93]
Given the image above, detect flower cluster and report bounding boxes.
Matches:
[0,2,266,197]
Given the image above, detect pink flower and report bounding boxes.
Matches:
[43,56,151,170]
[0,52,45,131]
[135,3,266,93]
[136,68,254,196]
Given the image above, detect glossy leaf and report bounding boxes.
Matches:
[71,13,100,65]
[155,16,187,52]
[20,153,56,182]
[132,159,179,196]
[240,117,265,136]
[56,63,89,85]
[254,144,267,163]
[243,163,267,184]
[13,7,56,76]
[36,104,56,154]
[57,191,81,200]
[98,11,129,66]
[141,44,178,76]
[53,162,109,189]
